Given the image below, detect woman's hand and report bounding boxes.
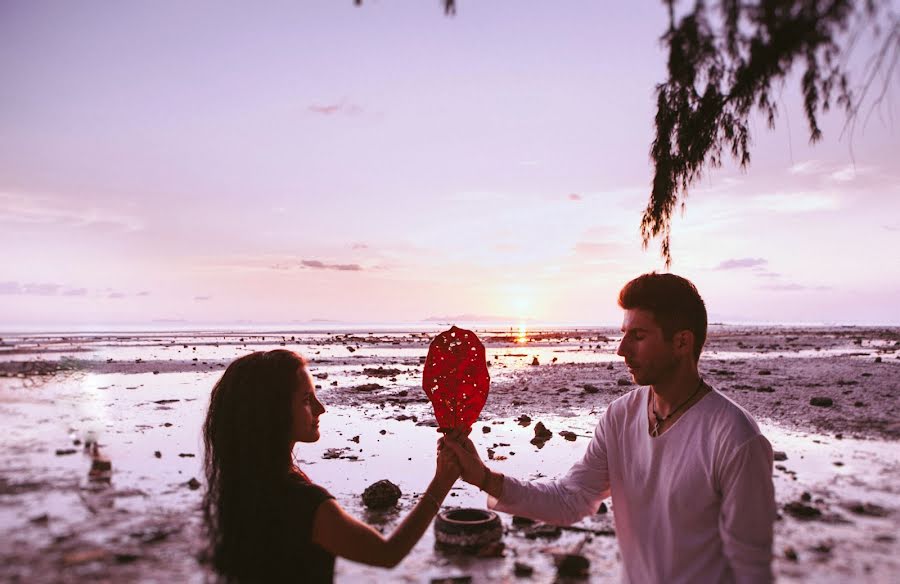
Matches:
[439,428,487,487]
[434,434,461,485]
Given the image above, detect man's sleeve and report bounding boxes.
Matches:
[719,433,776,584]
[487,412,612,525]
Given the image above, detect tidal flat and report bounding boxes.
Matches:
[1,326,898,582]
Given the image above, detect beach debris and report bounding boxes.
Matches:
[154,451,162,458]
[516,414,532,427]
[582,384,600,394]
[524,523,561,540]
[810,397,833,407]
[362,479,401,509]
[784,501,822,520]
[513,561,534,577]
[350,435,360,443]
[531,356,540,366]
[530,422,553,447]
[560,430,578,441]
[55,448,77,456]
[773,451,788,461]
[482,426,491,433]
[844,501,890,517]
[364,366,402,378]
[178,453,195,458]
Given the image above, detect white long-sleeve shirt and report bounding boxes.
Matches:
[490,387,776,584]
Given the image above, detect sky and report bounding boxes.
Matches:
[2,0,899,329]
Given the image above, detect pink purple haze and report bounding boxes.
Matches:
[1,1,899,329]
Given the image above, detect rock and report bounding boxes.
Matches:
[513,561,534,577]
[845,502,889,517]
[809,397,833,407]
[582,384,600,394]
[531,357,540,366]
[355,383,383,392]
[555,553,590,578]
[854,401,866,407]
[154,451,162,458]
[597,502,608,514]
[55,448,77,456]
[362,479,402,509]
[363,367,402,378]
[430,577,471,584]
[534,422,553,439]
[517,414,532,427]
[784,546,798,561]
[512,515,536,527]
[482,426,491,433]
[773,451,788,461]
[874,356,882,363]
[560,430,577,441]
[29,513,49,525]
[801,492,812,502]
[346,346,356,353]
[350,435,360,443]
[758,369,772,375]
[524,523,561,540]
[187,478,201,490]
[178,453,195,458]
[616,377,633,386]
[314,372,328,380]
[784,501,821,520]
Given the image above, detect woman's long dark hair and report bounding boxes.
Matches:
[202,350,306,581]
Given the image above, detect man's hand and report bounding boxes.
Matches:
[439,427,487,487]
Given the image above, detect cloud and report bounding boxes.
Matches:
[0,192,143,232]
[351,243,369,250]
[136,291,151,297]
[0,281,64,296]
[761,283,831,292]
[788,160,825,175]
[714,258,767,270]
[62,288,88,296]
[194,295,212,302]
[108,292,126,299]
[883,225,900,232]
[301,260,362,272]
[568,193,582,201]
[308,100,363,116]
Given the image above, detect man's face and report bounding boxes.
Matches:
[291,367,326,443]
[616,308,679,386]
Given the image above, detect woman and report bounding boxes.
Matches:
[202,350,459,582]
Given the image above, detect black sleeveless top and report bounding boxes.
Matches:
[281,475,336,583]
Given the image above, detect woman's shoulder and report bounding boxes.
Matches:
[285,472,335,504]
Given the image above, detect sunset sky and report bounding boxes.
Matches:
[2,1,899,329]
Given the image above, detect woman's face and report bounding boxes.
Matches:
[291,367,326,443]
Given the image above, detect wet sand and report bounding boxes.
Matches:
[0,326,898,582]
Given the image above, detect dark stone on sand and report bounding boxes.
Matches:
[512,515,536,527]
[874,356,882,363]
[773,451,788,461]
[534,422,553,439]
[362,479,402,509]
[755,386,775,393]
[364,366,402,377]
[482,426,491,433]
[784,501,821,520]
[801,492,812,502]
[55,448,77,456]
[346,346,356,352]
[556,553,590,579]
[379,429,387,435]
[514,561,534,577]
[560,430,577,441]
[355,383,383,392]
[845,502,890,517]
[616,377,633,386]
[597,502,608,514]
[757,369,772,375]
[524,523,561,540]
[431,577,472,584]
[29,513,49,525]
[810,397,833,407]
[154,451,161,458]
[517,414,532,427]
[582,384,600,394]
[784,546,798,561]
[187,478,201,490]
[531,357,540,366]
[350,435,360,443]
[178,453,195,458]
[91,458,112,472]
[854,401,867,407]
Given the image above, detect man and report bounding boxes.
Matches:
[444,273,776,583]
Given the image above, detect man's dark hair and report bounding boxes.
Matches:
[618,272,707,361]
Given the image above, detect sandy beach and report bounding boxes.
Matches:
[1,325,898,582]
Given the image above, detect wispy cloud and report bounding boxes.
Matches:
[308,100,363,116]
[63,288,88,296]
[788,160,825,175]
[301,260,362,272]
[0,281,93,296]
[715,258,767,270]
[568,193,582,201]
[0,192,143,232]
[194,295,212,302]
[351,243,369,250]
